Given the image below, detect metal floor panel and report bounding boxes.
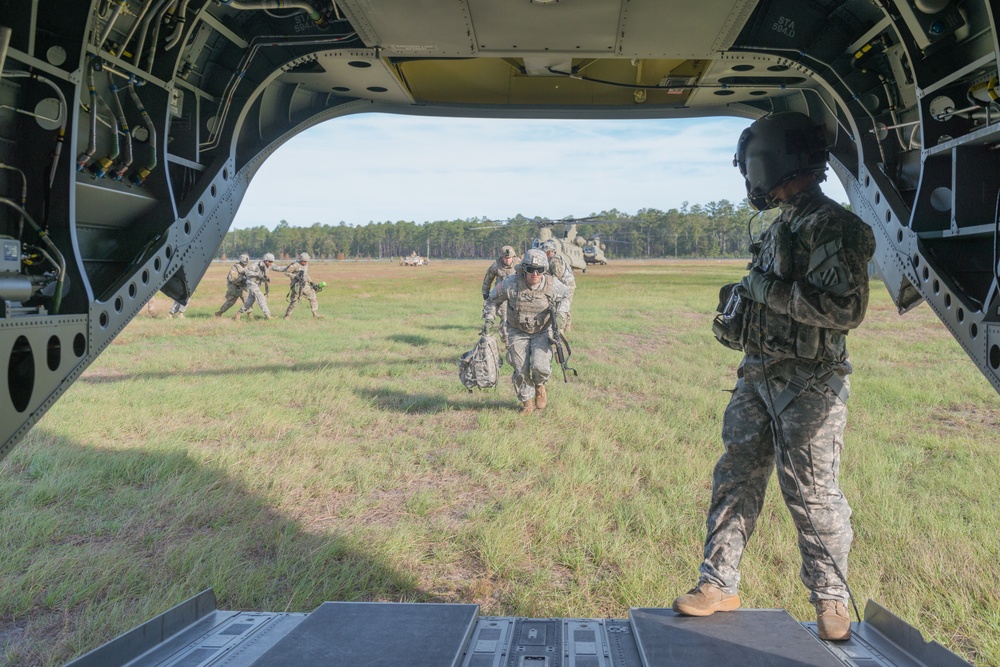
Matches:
[630,607,844,667]
[250,601,480,667]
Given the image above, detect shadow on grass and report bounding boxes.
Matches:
[0,432,437,666]
[386,334,433,347]
[77,357,459,384]
[357,388,514,413]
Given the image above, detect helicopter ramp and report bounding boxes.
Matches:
[65,589,971,667]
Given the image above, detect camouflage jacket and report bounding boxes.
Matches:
[484,273,571,335]
[481,259,518,299]
[274,260,310,285]
[742,184,876,372]
[243,260,271,286]
[226,263,247,286]
[547,253,576,290]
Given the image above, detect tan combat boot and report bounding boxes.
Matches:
[234,311,242,321]
[520,400,534,415]
[814,600,851,641]
[214,311,223,317]
[534,385,547,410]
[672,583,741,617]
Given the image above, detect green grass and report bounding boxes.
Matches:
[1,259,998,666]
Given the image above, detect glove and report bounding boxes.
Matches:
[555,313,567,331]
[482,293,489,301]
[739,269,776,304]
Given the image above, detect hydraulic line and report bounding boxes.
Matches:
[0,198,66,314]
[77,62,100,171]
[127,81,157,185]
[108,74,134,179]
[96,0,128,49]
[200,30,356,151]
[133,0,175,68]
[116,0,156,57]
[221,0,326,27]
[1,71,68,189]
[143,0,178,72]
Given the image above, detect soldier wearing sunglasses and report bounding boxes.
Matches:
[483,248,571,414]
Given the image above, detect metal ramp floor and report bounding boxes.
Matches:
[66,589,971,667]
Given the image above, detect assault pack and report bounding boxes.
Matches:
[459,329,503,391]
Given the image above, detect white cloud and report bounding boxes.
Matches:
[232,115,848,229]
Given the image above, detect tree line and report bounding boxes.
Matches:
[218,200,782,261]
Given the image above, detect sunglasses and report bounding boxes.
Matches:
[524,266,545,275]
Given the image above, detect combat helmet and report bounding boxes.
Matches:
[519,248,549,274]
[540,239,557,253]
[299,252,311,262]
[239,253,250,265]
[263,252,275,262]
[733,111,828,210]
[499,245,516,260]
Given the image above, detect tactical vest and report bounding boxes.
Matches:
[496,262,517,281]
[507,275,555,334]
[744,192,851,366]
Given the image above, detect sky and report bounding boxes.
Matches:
[231,114,849,230]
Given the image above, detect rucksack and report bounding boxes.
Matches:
[459,332,503,391]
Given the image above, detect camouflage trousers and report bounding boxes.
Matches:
[217,284,247,315]
[699,370,852,604]
[238,283,271,318]
[285,284,319,317]
[505,329,553,402]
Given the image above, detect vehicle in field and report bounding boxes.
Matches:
[1,1,997,664]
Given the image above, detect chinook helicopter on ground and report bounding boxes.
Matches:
[472,216,626,272]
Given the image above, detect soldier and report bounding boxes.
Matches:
[672,112,876,643]
[216,253,250,317]
[483,248,570,415]
[168,299,187,318]
[481,245,519,343]
[540,239,576,331]
[235,253,275,320]
[274,252,324,319]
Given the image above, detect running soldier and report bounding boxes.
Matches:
[168,300,187,318]
[216,253,250,317]
[481,245,519,343]
[540,239,575,331]
[235,253,275,320]
[274,252,324,319]
[483,248,570,415]
[672,112,876,643]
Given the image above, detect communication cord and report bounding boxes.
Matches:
[754,303,862,625]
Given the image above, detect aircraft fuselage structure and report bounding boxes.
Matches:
[1,0,998,663]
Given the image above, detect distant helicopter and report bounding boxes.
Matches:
[471,217,625,273]
[583,234,631,266]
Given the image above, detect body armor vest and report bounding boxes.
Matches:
[507,275,555,334]
[745,193,850,367]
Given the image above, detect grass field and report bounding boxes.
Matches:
[1,259,998,666]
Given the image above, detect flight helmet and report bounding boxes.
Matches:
[263,252,275,262]
[520,248,549,274]
[299,252,311,262]
[734,112,828,210]
[239,253,250,265]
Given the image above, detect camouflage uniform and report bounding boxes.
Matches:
[484,269,570,404]
[216,260,249,316]
[275,259,321,318]
[700,184,876,605]
[542,240,576,331]
[482,249,519,341]
[168,300,187,318]
[236,258,273,319]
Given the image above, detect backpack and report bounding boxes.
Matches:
[459,332,503,391]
